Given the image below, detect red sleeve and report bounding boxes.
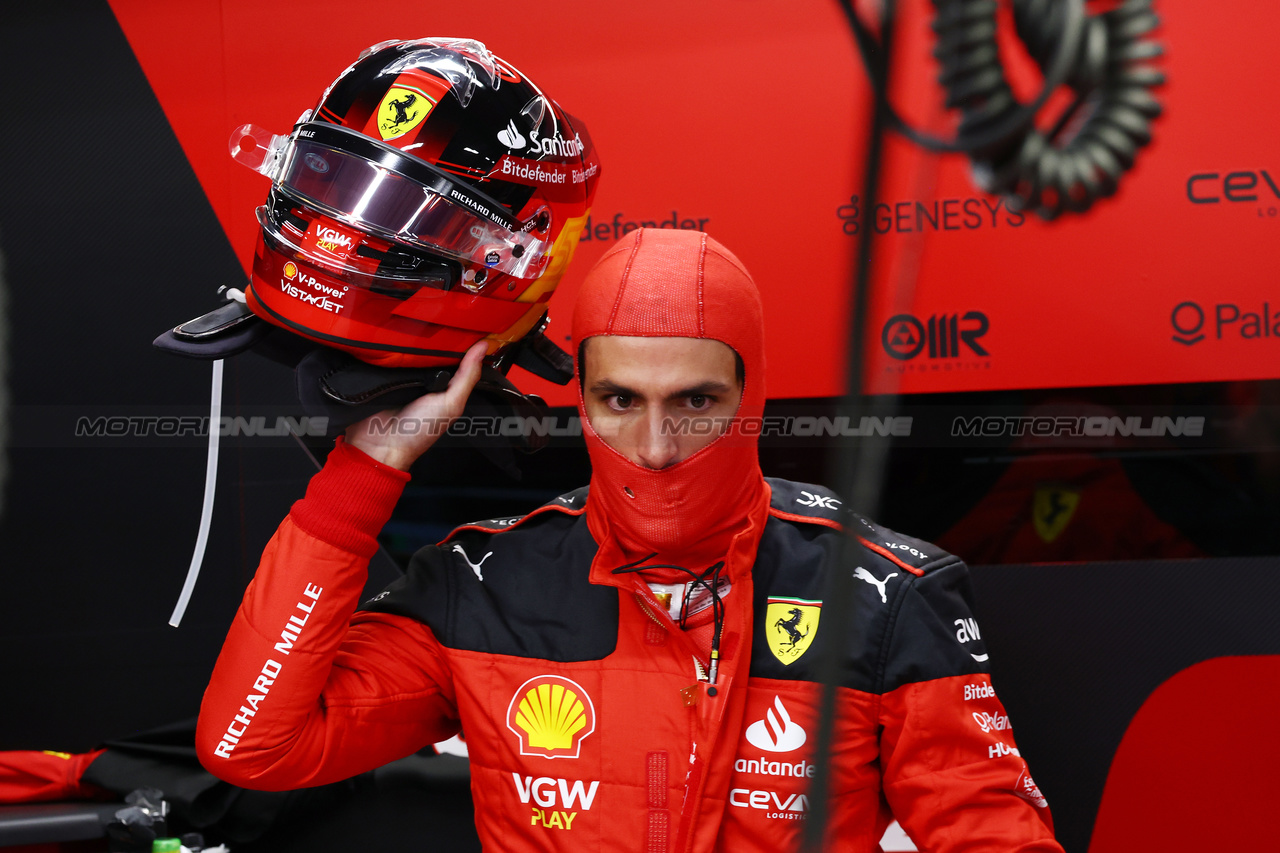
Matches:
[871,557,1063,851]
[0,749,108,803]
[879,676,1062,851]
[195,438,460,791]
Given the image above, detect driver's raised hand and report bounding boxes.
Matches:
[344,341,487,471]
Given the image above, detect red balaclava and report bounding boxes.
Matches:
[572,228,768,569]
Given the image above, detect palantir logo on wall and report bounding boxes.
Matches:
[1170,301,1205,345]
[1170,300,1279,345]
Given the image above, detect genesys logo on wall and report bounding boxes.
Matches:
[837,194,1024,235]
[1170,300,1280,345]
[880,311,992,375]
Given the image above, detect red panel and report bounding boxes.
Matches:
[107,1,1280,403]
[1089,656,1280,851]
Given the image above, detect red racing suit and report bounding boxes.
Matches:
[196,440,1063,852]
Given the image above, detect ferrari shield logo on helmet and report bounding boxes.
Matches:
[1032,485,1080,543]
[766,598,821,665]
[506,675,596,759]
[377,85,436,141]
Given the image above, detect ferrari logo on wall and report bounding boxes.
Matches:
[377,85,435,140]
[1033,486,1080,543]
[766,597,821,665]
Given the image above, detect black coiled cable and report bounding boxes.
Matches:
[944,0,1164,219]
[842,0,1165,220]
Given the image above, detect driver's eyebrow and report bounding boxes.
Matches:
[588,379,636,396]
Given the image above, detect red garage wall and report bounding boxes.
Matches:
[108,0,1280,404]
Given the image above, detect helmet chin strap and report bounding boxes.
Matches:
[168,358,223,627]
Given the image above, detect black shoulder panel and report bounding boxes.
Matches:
[877,559,992,691]
[362,505,619,662]
[766,477,955,575]
[851,514,956,576]
[765,478,845,526]
[437,485,592,537]
[748,484,989,694]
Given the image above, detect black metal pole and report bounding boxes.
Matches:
[803,0,897,848]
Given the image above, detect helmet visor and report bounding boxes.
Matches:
[277,123,551,278]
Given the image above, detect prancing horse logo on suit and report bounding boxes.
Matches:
[765,597,821,665]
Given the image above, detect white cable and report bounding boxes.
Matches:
[169,358,224,627]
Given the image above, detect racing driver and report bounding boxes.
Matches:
[197,227,1064,851]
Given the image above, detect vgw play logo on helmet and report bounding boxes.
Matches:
[377,85,438,141]
[766,598,821,665]
[506,675,596,759]
[301,220,359,264]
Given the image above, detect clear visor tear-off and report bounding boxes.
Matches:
[229,123,550,279]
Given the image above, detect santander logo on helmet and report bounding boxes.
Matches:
[745,696,807,753]
[527,130,585,157]
[496,119,526,149]
[496,122,584,158]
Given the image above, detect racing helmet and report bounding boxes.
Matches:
[230,38,601,368]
